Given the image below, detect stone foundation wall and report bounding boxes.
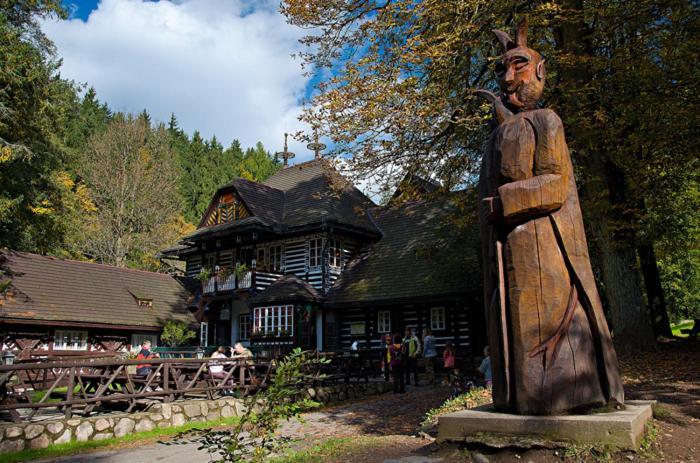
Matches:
[0,380,392,454]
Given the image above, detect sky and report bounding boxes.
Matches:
[45,0,317,162]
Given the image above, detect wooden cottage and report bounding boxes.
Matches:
[162,159,483,356]
[0,250,194,358]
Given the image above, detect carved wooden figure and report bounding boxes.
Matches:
[477,18,624,415]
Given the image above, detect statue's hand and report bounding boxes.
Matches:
[482,196,503,223]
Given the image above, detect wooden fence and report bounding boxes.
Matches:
[0,351,383,423]
[0,356,272,423]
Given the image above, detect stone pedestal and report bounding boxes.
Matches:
[437,400,654,450]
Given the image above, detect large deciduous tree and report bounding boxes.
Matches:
[81,114,181,268]
[282,0,699,352]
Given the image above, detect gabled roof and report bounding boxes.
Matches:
[225,178,285,225]
[185,159,379,242]
[247,275,321,306]
[264,159,377,231]
[0,250,194,329]
[325,192,480,306]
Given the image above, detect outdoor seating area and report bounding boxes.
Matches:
[0,356,272,423]
[0,350,388,424]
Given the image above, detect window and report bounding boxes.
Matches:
[329,239,342,267]
[200,322,209,347]
[431,306,446,331]
[308,238,321,268]
[205,254,217,269]
[253,305,294,336]
[269,245,283,272]
[131,334,158,351]
[54,330,88,351]
[377,311,391,333]
[239,314,252,341]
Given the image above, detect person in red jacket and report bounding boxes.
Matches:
[136,340,158,377]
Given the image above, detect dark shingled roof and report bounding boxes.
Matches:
[247,275,321,306]
[0,250,194,329]
[227,178,285,225]
[325,193,480,306]
[186,160,379,242]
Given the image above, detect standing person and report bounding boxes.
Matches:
[422,328,437,385]
[389,334,406,394]
[136,340,158,377]
[478,346,492,388]
[403,328,421,386]
[443,342,456,384]
[381,334,392,382]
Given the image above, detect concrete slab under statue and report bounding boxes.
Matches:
[437,400,655,450]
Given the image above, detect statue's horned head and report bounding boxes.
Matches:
[492,17,545,111]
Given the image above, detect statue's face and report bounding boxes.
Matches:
[495,47,545,110]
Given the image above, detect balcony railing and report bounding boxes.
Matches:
[202,270,281,295]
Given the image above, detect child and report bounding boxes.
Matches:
[443,342,456,383]
[478,345,492,388]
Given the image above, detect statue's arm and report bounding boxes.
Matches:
[496,110,569,224]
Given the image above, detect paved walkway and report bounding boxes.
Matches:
[39,385,450,463]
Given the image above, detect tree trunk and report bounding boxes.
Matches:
[555,0,657,354]
[637,243,672,337]
[589,217,657,354]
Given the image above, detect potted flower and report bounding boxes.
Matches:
[234,263,249,279]
[196,267,213,284]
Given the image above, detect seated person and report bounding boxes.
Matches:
[209,346,228,379]
[232,342,252,359]
[136,340,159,377]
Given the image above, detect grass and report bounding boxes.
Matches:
[268,436,388,463]
[421,387,492,429]
[0,416,240,463]
[671,319,695,338]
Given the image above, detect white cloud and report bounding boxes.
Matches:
[42,0,316,161]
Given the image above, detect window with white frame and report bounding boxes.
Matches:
[329,239,342,267]
[253,305,294,336]
[131,334,158,351]
[269,245,283,272]
[308,238,322,268]
[431,306,446,331]
[200,322,209,347]
[239,314,252,340]
[54,330,88,351]
[377,311,391,333]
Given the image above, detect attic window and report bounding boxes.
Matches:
[205,192,251,226]
[137,298,153,309]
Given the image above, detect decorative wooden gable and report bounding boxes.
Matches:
[200,190,251,227]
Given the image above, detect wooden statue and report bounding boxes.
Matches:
[477,18,624,415]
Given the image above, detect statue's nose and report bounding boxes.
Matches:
[504,67,515,83]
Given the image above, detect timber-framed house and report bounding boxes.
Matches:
[161,159,482,356]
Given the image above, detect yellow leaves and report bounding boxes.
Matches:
[29,200,54,216]
[75,184,97,213]
[0,146,14,164]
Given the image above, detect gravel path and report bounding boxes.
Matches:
[38,384,451,463]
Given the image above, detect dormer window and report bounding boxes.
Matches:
[137,298,153,309]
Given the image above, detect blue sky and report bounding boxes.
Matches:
[47,0,317,161]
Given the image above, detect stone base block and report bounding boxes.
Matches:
[437,400,654,450]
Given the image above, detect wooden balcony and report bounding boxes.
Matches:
[202,270,282,295]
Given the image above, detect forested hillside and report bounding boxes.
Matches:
[0,2,280,270]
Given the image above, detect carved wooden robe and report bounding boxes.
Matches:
[478,108,625,415]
